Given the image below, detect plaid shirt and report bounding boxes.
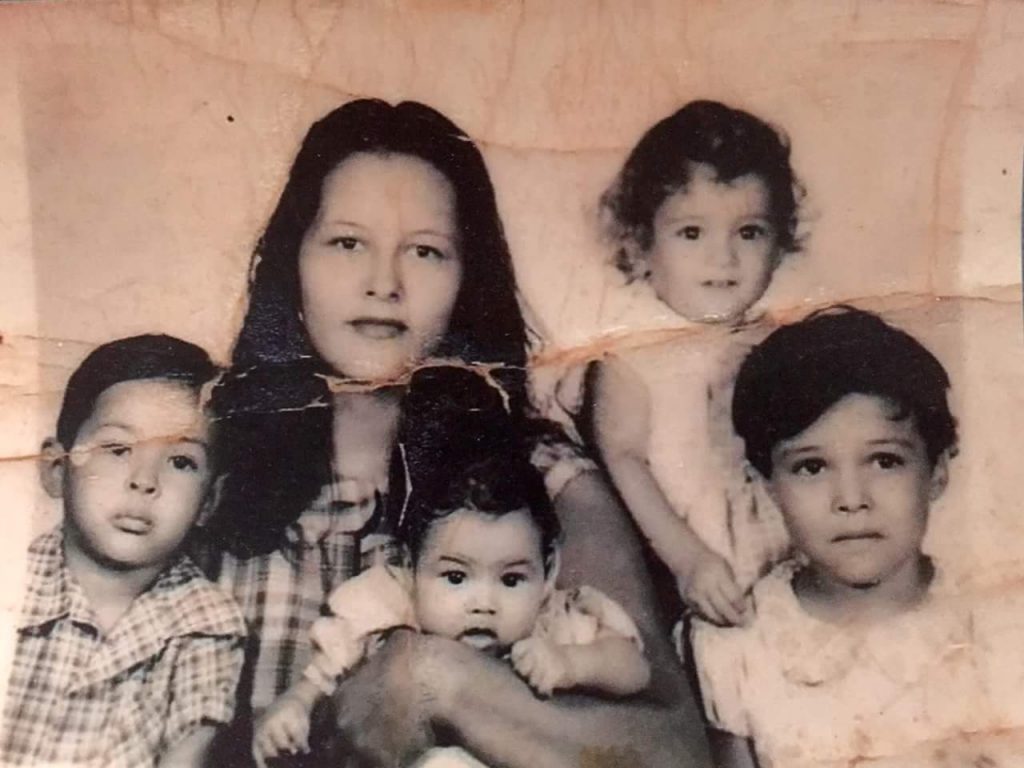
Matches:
[1,530,247,767]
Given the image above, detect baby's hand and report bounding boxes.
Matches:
[678,550,751,627]
[510,637,574,697]
[254,690,314,764]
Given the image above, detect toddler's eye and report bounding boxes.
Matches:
[102,443,130,458]
[872,453,905,470]
[501,573,527,588]
[791,458,826,477]
[328,236,361,251]
[412,244,446,261]
[169,455,200,472]
[677,226,701,240]
[738,224,767,240]
[441,570,466,586]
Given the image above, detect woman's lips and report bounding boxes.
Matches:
[349,318,408,340]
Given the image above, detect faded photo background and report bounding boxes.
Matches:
[0,0,1022,761]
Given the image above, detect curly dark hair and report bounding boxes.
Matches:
[602,100,802,280]
[732,306,958,478]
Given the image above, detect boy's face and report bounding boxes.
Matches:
[646,163,779,324]
[767,393,947,592]
[53,379,214,573]
[412,508,550,655]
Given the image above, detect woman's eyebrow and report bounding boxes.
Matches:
[408,227,455,241]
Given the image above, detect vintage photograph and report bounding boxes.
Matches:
[0,1,1022,766]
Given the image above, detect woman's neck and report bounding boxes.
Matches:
[793,555,934,625]
[330,387,403,487]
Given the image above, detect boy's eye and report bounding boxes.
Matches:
[441,570,466,586]
[791,458,826,477]
[872,452,906,470]
[169,455,200,472]
[677,226,701,240]
[501,573,527,588]
[738,224,767,240]
[328,236,361,251]
[102,442,131,458]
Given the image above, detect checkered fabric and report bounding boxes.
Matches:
[1,530,246,767]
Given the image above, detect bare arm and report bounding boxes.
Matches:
[558,637,651,697]
[708,730,760,768]
[158,727,217,768]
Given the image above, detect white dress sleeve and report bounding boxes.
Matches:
[690,618,753,738]
[533,585,643,651]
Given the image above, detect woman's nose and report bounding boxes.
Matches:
[365,251,402,301]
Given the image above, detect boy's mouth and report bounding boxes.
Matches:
[457,628,499,651]
[701,279,739,289]
[112,513,154,535]
[831,531,883,544]
[349,318,408,340]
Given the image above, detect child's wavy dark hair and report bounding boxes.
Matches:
[56,334,218,450]
[732,306,958,478]
[602,100,802,280]
[400,451,561,575]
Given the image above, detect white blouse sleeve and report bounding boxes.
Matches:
[690,618,753,738]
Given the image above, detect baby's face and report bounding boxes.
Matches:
[412,508,549,655]
[767,393,945,593]
[60,379,214,572]
[646,163,779,324]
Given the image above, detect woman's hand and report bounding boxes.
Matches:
[677,549,750,627]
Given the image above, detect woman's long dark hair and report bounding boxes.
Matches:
[207,100,531,556]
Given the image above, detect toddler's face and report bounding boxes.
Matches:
[412,508,549,655]
[767,393,946,593]
[646,164,779,324]
[59,379,214,572]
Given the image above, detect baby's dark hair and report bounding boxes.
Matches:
[602,100,801,280]
[56,334,218,450]
[732,307,957,478]
[400,452,561,574]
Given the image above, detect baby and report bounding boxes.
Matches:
[255,451,650,763]
[588,100,801,625]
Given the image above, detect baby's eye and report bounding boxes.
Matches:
[791,458,826,477]
[327,236,361,251]
[169,455,200,472]
[102,443,131,458]
[677,226,701,240]
[501,573,527,588]
[441,570,466,586]
[738,224,767,240]
[872,452,906,470]
[412,244,446,261]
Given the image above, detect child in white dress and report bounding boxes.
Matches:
[588,100,801,624]
[693,307,1024,767]
[254,452,650,765]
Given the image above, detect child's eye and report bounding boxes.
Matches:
[102,443,130,458]
[501,573,527,588]
[872,452,906,470]
[441,570,466,586]
[327,236,361,251]
[169,455,200,472]
[791,458,826,477]
[412,244,446,261]
[738,224,767,240]
[677,226,702,240]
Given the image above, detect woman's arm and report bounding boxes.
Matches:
[589,359,748,626]
[333,470,712,768]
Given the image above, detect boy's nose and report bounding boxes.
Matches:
[833,470,870,514]
[127,463,160,497]
[365,250,402,301]
[705,234,739,270]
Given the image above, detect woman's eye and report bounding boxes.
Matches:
[413,244,445,261]
[328,236,361,251]
[872,453,906,470]
[102,443,130,458]
[792,458,826,477]
[501,573,527,588]
[677,226,701,240]
[738,224,767,240]
[442,570,466,586]
[169,455,200,472]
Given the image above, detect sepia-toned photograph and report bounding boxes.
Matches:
[1,1,1022,766]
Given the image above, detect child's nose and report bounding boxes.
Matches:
[833,470,870,514]
[127,461,160,497]
[705,234,739,269]
[468,584,497,614]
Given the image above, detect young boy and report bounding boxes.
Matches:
[255,452,650,764]
[693,307,1024,767]
[2,335,246,767]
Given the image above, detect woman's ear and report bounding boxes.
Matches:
[928,452,950,502]
[38,438,66,499]
[544,547,562,596]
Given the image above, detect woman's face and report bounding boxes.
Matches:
[298,152,463,380]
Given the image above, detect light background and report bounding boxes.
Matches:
[0,0,1022,719]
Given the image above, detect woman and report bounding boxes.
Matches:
[201,99,709,768]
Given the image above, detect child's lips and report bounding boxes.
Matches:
[831,531,884,544]
[458,628,498,651]
[113,513,154,535]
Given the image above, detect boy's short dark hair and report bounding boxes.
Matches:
[400,452,561,574]
[603,100,801,280]
[56,334,219,450]
[732,307,958,477]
